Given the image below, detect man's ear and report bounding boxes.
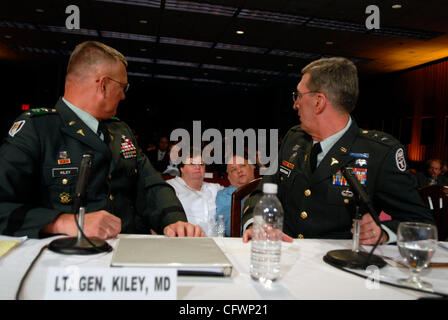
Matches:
[315,93,326,114]
[97,77,107,96]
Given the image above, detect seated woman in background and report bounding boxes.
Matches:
[166,149,224,236]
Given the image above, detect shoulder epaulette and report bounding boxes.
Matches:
[25,108,58,117]
[359,129,399,147]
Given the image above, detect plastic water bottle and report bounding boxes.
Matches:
[250,183,284,283]
[216,215,225,237]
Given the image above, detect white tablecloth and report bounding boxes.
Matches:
[1,235,447,300]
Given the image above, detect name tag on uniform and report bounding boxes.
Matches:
[52,167,78,178]
[44,267,176,300]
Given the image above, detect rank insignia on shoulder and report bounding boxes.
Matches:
[8,120,26,137]
[120,136,137,159]
[29,108,53,116]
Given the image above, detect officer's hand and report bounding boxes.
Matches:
[352,213,388,245]
[163,221,205,237]
[242,227,293,243]
[83,210,122,240]
[42,210,121,240]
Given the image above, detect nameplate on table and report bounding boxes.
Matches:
[44,267,177,299]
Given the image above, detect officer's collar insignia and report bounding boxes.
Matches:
[76,129,85,137]
[330,158,339,166]
[340,147,347,153]
[68,121,76,126]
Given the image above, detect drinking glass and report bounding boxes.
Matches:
[397,222,438,290]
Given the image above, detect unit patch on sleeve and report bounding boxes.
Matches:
[395,148,406,172]
[8,120,26,137]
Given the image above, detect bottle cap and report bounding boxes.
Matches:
[263,183,277,194]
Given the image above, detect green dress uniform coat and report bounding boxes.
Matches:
[0,98,187,238]
[242,120,434,239]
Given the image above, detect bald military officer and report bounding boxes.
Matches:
[242,57,433,245]
[0,41,204,239]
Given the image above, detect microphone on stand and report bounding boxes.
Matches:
[49,152,112,255]
[323,167,386,269]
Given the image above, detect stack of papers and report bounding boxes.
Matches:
[0,236,27,258]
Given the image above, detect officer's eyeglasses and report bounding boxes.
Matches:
[106,76,130,93]
[292,90,318,102]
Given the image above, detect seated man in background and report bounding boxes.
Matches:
[415,158,448,187]
[0,41,204,239]
[162,142,181,177]
[147,136,170,173]
[166,149,224,236]
[216,155,256,237]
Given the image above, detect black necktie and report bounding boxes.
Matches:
[97,121,110,145]
[310,142,322,173]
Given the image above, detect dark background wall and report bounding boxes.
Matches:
[2,56,448,170]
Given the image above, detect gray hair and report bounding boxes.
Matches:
[301,57,359,113]
[67,41,128,78]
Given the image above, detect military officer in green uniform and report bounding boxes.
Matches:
[242,57,433,245]
[0,41,204,239]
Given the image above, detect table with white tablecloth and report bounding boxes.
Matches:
[1,235,447,300]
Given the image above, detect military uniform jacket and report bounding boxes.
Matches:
[0,99,187,238]
[242,120,434,239]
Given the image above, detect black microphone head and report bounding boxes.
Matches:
[74,152,94,206]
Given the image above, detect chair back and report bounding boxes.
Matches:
[230,178,262,237]
[418,184,448,241]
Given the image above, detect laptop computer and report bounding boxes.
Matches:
[110,237,233,277]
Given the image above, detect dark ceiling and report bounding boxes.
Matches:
[1,0,448,89]
[1,0,448,143]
